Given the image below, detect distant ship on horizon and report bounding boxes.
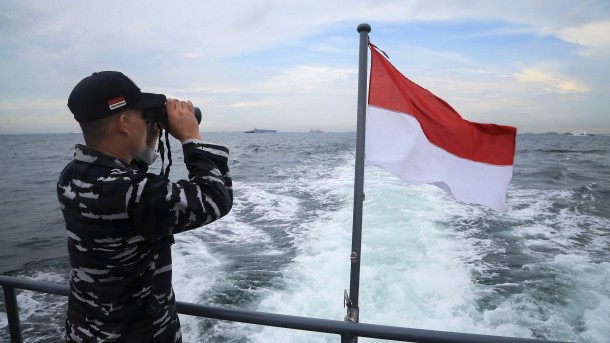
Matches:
[244,128,277,133]
[564,130,594,136]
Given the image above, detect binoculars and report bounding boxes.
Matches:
[143,103,202,127]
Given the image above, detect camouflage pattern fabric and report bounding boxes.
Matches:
[57,141,233,342]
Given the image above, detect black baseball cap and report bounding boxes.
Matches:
[67,71,166,124]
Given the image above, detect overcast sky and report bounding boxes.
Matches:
[1,0,609,134]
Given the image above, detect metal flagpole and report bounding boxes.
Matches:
[343,22,371,343]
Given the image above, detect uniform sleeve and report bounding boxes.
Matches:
[127,141,233,239]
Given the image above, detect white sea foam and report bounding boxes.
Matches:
[244,163,493,342]
[483,186,610,342]
[246,158,356,342]
[0,271,68,343]
[172,233,227,341]
[241,163,610,342]
[236,181,301,224]
[172,176,307,341]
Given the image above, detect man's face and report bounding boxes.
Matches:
[124,108,148,157]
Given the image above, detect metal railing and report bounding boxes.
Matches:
[0,275,569,343]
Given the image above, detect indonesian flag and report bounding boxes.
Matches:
[366,44,517,212]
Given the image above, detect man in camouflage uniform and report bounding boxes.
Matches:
[58,71,233,342]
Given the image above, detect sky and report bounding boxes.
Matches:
[1,0,609,134]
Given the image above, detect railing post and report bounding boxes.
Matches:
[341,333,356,343]
[3,285,23,343]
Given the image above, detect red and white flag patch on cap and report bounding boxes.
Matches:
[108,96,127,110]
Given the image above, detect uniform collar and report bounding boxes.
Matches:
[74,144,132,170]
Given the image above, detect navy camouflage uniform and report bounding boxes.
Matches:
[57,140,232,342]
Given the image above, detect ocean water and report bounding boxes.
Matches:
[1,132,609,342]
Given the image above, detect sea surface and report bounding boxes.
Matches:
[1,132,609,342]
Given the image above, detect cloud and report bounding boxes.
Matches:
[558,20,610,48]
[557,20,610,58]
[229,100,267,108]
[256,65,356,93]
[513,68,590,94]
[225,65,356,108]
[0,0,609,133]
[223,65,358,130]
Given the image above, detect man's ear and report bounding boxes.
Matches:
[116,112,130,136]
